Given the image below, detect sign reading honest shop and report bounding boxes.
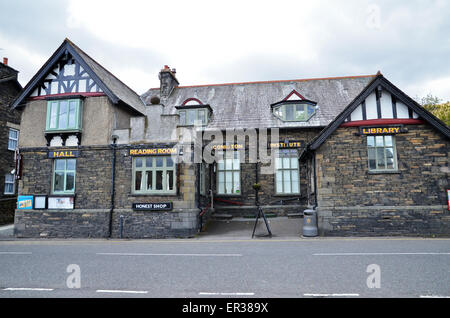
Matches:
[132,202,173,211]
[48,150,80,158]
[130,147,177,156]
[360,126,403,135]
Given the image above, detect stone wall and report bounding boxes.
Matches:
[14,209,110,238]
[315,124,450,236]
[0,72,22,224]
[211,129,319,216]
[15,144,200,238]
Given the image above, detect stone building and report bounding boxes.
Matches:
[10,39,450,238]
[0,58,22,225]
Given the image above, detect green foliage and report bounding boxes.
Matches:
[419,94,450,126]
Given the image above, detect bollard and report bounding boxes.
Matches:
[119,215,124,239]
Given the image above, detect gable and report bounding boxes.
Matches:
[308,75,450,151]
[344,87,419,122]
[29,56,103,97]
[11,39,145,116]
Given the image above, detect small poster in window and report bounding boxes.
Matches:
[48,196,74,209]
[34,196,47,209]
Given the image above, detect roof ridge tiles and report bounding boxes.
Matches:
[147,74,377,90]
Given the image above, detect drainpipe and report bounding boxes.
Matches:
[312,152,318,209]
[108,135,118,238]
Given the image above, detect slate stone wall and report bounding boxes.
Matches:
[315,124,450,236]
[0,74,22,225]
[14,145,200,238]
[212,129,319,216]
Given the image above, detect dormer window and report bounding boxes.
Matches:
[176,98,212,126]
[271,90,317,122]
[272,101,317,122]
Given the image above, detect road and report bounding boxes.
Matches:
[0,237,449,298]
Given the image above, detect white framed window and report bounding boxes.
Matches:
[132,156,176,194]
[367,135,398,171]
[8,128,19,151]
[52,159,76,194]
[275,149,300,194]
[178,108,209,126]
[273,102,316,122]
[217,151,240,195]
[4,174,15,194]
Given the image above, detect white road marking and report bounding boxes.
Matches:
[3,288,53,291]
[199,292,255,296]
[420,295,450,298]
[97,252,242,257]
[0,252,32,255]
[96,289,148,294]
[313,252,450,256]
[304,293,359,297]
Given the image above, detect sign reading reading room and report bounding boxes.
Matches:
[130,147,177,156]
[360,126,403,135]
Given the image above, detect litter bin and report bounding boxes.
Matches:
[303,209,318,237]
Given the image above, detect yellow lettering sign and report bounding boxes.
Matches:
[362,126,401,135]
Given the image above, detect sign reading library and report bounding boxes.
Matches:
[360,126,403,135]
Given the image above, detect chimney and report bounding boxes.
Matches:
[159,65,179,98]
[2,57,8,65]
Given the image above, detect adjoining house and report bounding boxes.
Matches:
[10,39,450,238]
[0,58,22,225]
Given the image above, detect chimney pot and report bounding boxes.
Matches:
[3,57,8,65]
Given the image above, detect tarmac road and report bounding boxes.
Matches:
[0,235,449,298]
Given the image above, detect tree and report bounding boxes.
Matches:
[418,94,450,127]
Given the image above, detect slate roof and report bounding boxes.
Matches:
[11,39,146,115]
[68,39,146,115]
[141,75,377,130]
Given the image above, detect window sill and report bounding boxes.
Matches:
[367,170,401,175]
[45,129,82,133]
[129,193,178,197]
[272,193,301,197]
[214,194,242,197]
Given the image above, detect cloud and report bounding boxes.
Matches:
[0,0,449,100]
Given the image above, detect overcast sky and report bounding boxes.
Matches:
[1,0,449,101]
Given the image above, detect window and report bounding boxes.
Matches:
[133,156,176,194]
[217,151,240,195]
[8,129,19,150]
[4,174,15,194]
[273,102,316,122]
[53,159,76,194]
[367,135,397,171]
[275,149,300,194]
[46,99,82,131]
[178,108,208,126]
